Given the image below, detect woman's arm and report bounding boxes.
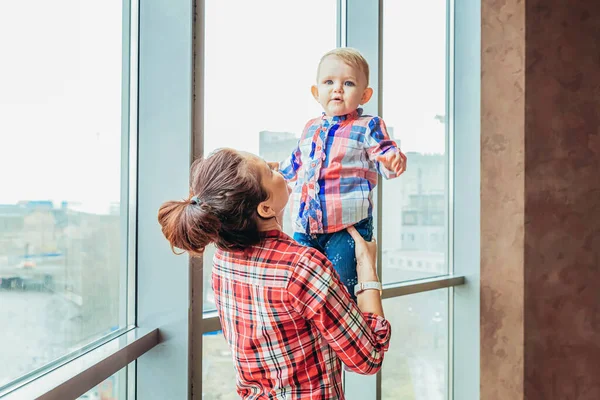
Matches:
[287,247,391,375]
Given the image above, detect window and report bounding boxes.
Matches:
[202,332,237,398]
[0,0,135,392]
[381,0,450,284]
[77,367,127,400]
[201,0,338,312]
[382,290,449,399]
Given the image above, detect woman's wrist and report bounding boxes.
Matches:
[357,271,379,283]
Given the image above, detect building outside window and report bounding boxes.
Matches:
[0,1,135,397]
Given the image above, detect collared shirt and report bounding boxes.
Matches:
[212,230,391,400]
[279,108,400,234]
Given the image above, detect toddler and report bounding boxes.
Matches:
[274,48,407,301]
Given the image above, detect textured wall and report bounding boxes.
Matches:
[524,1,600,399]
[481,0,525,398]
[482,0,600,399]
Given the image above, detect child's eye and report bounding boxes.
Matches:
[324,80,333,85]
[344,81,355,87]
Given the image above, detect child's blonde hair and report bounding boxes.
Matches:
[317,47,370,86]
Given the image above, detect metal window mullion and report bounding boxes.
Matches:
[446,0,456,398]
[126,0,141,397]
[191,0,207,399]
[376,0,384,290]
[376,2,384,395]
[126,0,140,395]
[452,0,481,398]
[337,0,347,48]
[344,1,382,398]
[136,0,194,396]
[126,0,140,335]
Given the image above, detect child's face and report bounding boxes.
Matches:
[311,56,373,117]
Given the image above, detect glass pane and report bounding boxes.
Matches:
[202,0,337,311]
[77,366,128,400]
[0,1,129,388]
[381,1,449,283]
[381,290,448,400]
[203,331,237,399]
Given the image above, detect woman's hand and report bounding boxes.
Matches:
[347,226,378,282]
[347,225,384,317]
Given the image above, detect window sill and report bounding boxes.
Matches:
[0,328,159,400]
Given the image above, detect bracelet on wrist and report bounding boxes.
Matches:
[354,281,383,296]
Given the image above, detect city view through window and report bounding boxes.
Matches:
[0,3,126,399]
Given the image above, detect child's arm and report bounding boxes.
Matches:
[278,142,302,182]
[274,120,314,181]
[364,117,407,179]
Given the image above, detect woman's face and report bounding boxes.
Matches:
[245,153,291,220]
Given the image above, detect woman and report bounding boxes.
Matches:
[158,148,390,399]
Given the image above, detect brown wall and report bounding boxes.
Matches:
[524,1,600,399]
[482,0,600,399]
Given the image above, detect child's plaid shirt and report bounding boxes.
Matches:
[279,108,401,234]
[212,230,391,399]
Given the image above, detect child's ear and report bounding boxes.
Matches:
[311,85,319,101]
[256,200,277,219]
[360,87,374,105]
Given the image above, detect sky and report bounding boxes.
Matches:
[0,0,447,213]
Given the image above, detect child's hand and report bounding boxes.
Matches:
[375,151,407,176]
[267,162,280,172]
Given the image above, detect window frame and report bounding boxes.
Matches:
[0,0,143,398]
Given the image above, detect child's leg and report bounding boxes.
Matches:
[293,232,323,252]
[322,217,373,303]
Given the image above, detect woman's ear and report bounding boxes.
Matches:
[256,200,277,219]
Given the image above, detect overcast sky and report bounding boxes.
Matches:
[0,0,446,212]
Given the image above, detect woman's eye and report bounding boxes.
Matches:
[344,81,355,87]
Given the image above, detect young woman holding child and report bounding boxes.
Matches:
[158,148,390,399]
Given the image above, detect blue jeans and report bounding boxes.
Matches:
[293,217,373,302]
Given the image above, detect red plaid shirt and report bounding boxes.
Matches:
[212,230,392,399]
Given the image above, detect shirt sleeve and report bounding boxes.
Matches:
[287,248,391,375]
[279,120,313,181]
[363,116,401,180]
[279,140,302,182]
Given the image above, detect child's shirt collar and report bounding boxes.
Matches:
[322,108,363,123]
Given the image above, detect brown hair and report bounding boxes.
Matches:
[157,148,268,256]
[317,47,370,86]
